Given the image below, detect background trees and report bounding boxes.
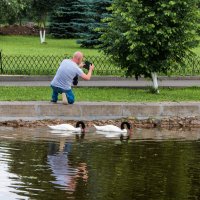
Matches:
[49,0,78,39]
[0,0,112,46]
[100,0,200,91]
[0,0,31,25]
[0,0,199,81]
[30,0,62,43]
[77,0,112,47]
[49,0,96,40]
[49,0,112,47]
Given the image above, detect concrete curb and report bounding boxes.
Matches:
[0,101,200,121]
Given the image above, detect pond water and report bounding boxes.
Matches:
[0,126,200,200]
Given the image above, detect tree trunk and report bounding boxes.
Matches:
[151,72,159,93]
[39,29,46,44]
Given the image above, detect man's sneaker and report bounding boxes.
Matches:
[51,100,57,103]
[62,93,68,104]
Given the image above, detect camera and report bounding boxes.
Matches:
[73,75,78,86]
[83,61,92,70]
[73,61,92,86]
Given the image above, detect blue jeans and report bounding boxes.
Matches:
[51,85,75,104]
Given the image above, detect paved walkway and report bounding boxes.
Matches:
[0,76,200,88]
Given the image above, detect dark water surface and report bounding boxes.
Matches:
[0,126,200,200]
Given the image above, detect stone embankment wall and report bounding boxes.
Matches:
[1,101,200,128]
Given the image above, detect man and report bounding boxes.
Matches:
[50,51,94,104]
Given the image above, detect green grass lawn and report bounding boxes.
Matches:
[1,35,200,57]
[0,35,200,76]
[0,35,123,76]
[0,86,200,102]
[0,35,101,56]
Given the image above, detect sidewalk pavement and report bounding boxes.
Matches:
[0,76,200,88]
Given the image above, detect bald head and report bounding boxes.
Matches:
[73,51,83,59]
[72,51,84,65]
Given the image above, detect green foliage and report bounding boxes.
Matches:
[49,0,112,44]
[30,0,61,28]
[0,0,32,25]
[49,0,95,39]
[71,0,95,38]
[78,0,112,47]
[100,0,200,78]
[0,0,61,27]
[49,0,80,38]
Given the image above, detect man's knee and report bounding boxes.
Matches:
[67,95,75,104]
[66,90,75,104]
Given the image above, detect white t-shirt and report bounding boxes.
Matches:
[51,59,84,90]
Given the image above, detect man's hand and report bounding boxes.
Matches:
[80,64,95,81]
[89,64,94,71]
[79,62,84,68]
[83,61,92,70]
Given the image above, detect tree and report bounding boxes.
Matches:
[0,0,31,25]
[78,0,112,47]
[30,0,61,43]
[50,0,96,40]
[72,0,96,41]
[100,0,200,92]
[49,0,93,39]
[49,0,112,45]
[0,0,15,24]
[49,0,78,38]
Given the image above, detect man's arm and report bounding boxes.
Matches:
[80,64,94,80]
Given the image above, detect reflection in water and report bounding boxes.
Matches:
[47,139,88,191]
[0,127,199,199]
[0,145,28,200]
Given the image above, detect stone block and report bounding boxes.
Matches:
[81,104,122,119]
[122,103,161,118]
[0,104,36,117]
[38,104,82,117]
[162,104,200,117]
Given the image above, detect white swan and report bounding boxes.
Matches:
[94,125,126,133]
[94,122,131,136]
[48,121,86,133]
[95,130,126,137]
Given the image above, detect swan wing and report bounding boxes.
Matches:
[94,125,129,134]
[71,127,81,133]
[48,124,75,131]
[94,125,118,132]
[96,130,109,135]
[94,125,106,131]
[94,125,123,132]
[106,125,122,132]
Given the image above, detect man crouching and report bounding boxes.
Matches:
[50,51,94,104]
